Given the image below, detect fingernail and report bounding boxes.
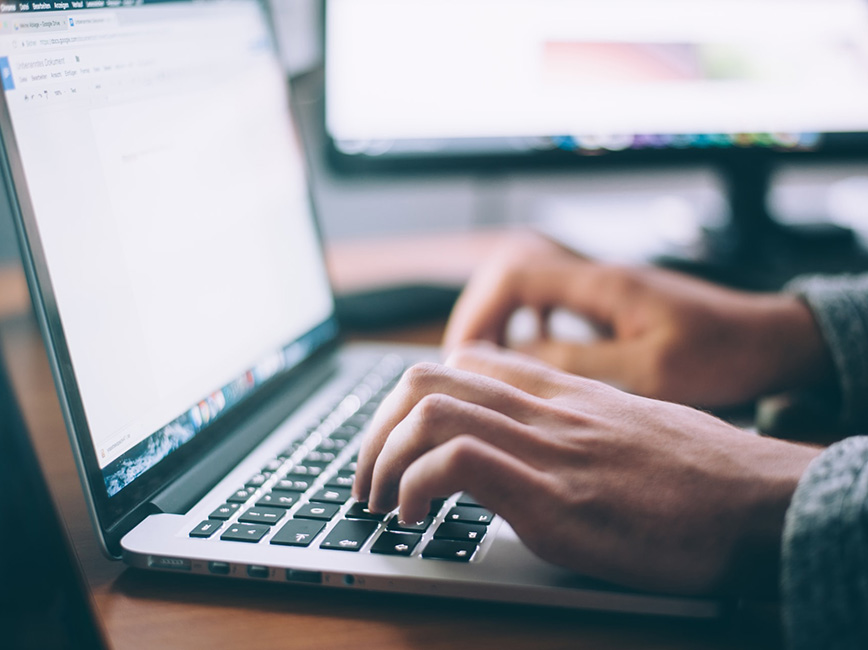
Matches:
[398,508,423,525]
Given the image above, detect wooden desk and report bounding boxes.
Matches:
[0,239,782,650]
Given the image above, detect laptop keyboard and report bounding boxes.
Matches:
[188,355,495,563]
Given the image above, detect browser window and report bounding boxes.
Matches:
[0,0,334,494]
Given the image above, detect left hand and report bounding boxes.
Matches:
[353,343,821,595]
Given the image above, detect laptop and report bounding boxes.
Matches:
[0,0,717,617]
[0,343,109,649]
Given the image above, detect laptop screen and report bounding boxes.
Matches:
[0,0,336,498]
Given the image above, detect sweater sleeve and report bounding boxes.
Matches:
[785,274,868,430]
[781,436,868,650]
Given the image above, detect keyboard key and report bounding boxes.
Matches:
[209,503,240,520]
[278,441,303,459]
[288,464,324,477]
[422,539,478,562]
[300,459,332,470]
[428,498,447,516]
[456,493,483,507]
[256,490,300,509]
[245,473,268,488]
[445,506,493,525]
[330,425,359,441]
[309,488,351,504]
[371,531,421,556]
[190,520,222,538]
[356,401,380,417]
[220,523,269,543]
[314,438,345,452]
[305,450,337,464]
[261,458,284,473]
[325,474,354,489]
[388,516,433,533]
[270,520,325,547]
[341,460,358,473]
[227,488,256,503]
[434,522,487,543]
[320,520,379,552]
[294,503,340,520]
[344,502,387,521]
[239,506,286,526]
[274,478,312,492]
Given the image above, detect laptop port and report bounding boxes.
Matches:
[208,561,231,575]
[247,565,270,579]
[149,556,191,572]
[285,569,322,584]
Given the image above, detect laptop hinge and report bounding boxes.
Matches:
[148,355,338,515]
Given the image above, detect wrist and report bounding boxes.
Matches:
[753,294,835,396]
[726,439,822,598]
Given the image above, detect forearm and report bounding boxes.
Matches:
[781,436,868,649]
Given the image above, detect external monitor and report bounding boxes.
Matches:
[325,0,868,166]
[324,0,868,285]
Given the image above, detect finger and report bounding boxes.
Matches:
[517,339,641,389]
[353,361,544,501]
[443,257,624,354]
[395,435,546,525]
[445,341,572,398]
[367,393,542,513]
[442,267,523,351]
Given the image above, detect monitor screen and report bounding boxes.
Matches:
[0,0,336,500]
[325,0,868,163]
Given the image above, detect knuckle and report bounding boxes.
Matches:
[442,435,482,474]
[400,361,443,395]
[413,393,455,432]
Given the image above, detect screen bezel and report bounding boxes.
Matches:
[322,0,868,175]
[0,0,343,557]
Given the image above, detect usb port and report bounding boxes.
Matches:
[285,569,322,584]
[208,561,231,575]
[247,565,270,579]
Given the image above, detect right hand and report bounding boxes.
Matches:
[355,343,821,595]
[443,232,833,408]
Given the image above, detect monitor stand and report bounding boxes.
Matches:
[658,154,868,291]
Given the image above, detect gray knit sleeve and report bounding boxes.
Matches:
[781,436,868,649]
[785,274,868,429]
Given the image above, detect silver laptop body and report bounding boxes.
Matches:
[0,0,717,617]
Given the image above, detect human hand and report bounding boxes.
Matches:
[354,343,821,595]
[443,232,833,408]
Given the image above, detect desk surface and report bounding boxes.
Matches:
[0,236,782,650]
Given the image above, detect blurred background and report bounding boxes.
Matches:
[5,0,868,291]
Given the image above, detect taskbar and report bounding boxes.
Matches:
[101,317,339,498]
[333,131,824,158]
